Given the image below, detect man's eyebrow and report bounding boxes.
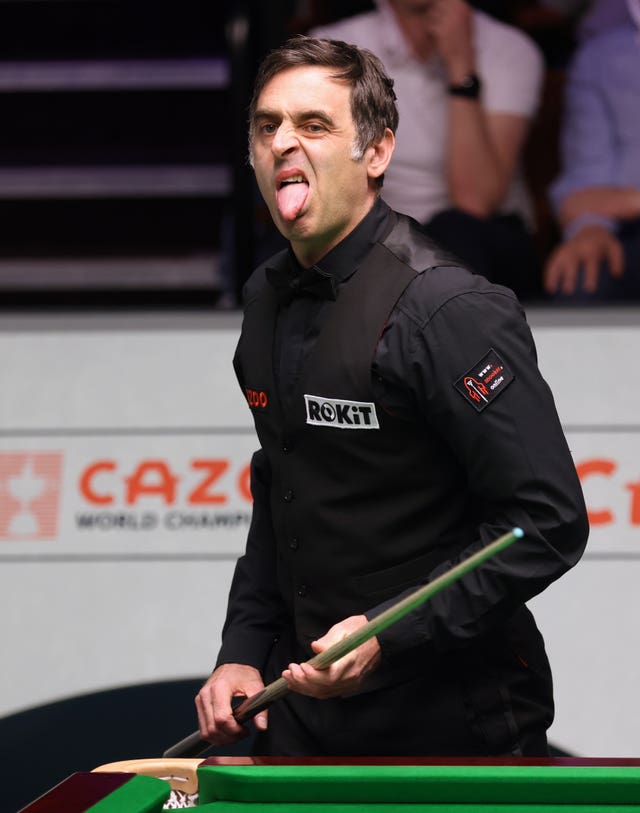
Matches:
[252,108,335,126]
[296,109,335,126]
[252,107,279,123]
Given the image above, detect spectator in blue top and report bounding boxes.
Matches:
[544,0,640,301]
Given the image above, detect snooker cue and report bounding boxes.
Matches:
[163,527,522,759]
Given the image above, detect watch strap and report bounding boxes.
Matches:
[448,73,482,99]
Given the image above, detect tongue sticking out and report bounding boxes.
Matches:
[276,181,309,222]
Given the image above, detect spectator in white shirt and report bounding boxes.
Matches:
[311,0,545,300]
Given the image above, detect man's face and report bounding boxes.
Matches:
[388,0,439,61]
[251,65,379,266]
[390,0,437,14]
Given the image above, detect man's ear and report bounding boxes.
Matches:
[366,128,395,181]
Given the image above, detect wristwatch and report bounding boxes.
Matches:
[448,73,482,99]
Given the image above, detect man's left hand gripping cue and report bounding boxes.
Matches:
[282,614,382,698]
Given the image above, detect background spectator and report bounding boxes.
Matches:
[544,0,640,301]
[310,0,545,301]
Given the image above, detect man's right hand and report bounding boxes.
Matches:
[544,224,624,296]
[195,663,268,745]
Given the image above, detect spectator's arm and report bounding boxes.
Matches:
[447,107,532,217]
[430,1,540,216]
[549,38,616,212]
[559,186,640,226]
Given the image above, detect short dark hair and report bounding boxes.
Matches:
[249,36,398,185]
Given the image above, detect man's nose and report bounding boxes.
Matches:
[272,123,298,155]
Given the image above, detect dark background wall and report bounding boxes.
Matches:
[0,0,573,311]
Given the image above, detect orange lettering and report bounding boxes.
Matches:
[237,463,253,503]
[125,460,178,505]
[79,460,116,505]
[625,479,640,526]
[245,388,268,409]
[576,459,616,525]
[188,460,229,505]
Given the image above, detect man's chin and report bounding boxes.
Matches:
[277,210,311,238]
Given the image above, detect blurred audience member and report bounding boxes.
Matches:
[506,1,586,66]
[512,0,638,63]
[516,0,586,28]
[547,0,631,40]
[310,0,545,301]
[544,0,640,301]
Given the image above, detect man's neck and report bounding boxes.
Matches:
[291,200,379,269]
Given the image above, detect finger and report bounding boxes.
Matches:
[545,256,572,295]
[310,638,326,654]
[280,663,300,688]
[283,661,312,685]
[234,690,270,731]
[560,259,579,296]
[543,254,564,294]
[194,692,210,740]
[209,685,251,739]
[607,238,625,278]
[582,252,600,293]
[282,662,330,696]
[214,709,248,742]
[196,689,243,744]
[254,708,269,731]
[195,687,219,740]
[301,660,332,680]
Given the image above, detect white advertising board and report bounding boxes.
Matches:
[1,308,639,757]
[0,433,256,556]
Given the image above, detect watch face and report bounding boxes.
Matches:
[449,74,481,98]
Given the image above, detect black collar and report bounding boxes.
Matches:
[266,197,393,303]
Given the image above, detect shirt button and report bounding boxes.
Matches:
[297,585,308,597]
[288,537,299,551]
[283,489,294,503]
[282,441,290,454]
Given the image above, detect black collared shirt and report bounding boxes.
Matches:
[273,197,393,409]
[223,197,587,664]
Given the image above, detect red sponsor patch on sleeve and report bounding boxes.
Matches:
[453,349,514,412]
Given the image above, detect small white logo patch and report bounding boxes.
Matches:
[304,394,379,429]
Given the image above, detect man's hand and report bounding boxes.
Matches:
[388,0,473,68]
[195,663,267,745]
[423,0,475,81]
[544,224,624,295]
[281,615,382,699]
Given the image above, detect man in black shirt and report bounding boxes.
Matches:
[195,35,588,756]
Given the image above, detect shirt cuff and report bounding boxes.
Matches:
[215,631,277,672]
[563,214,618,240]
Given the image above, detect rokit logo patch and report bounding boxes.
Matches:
[304,394,379,429]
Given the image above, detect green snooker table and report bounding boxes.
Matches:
[21,757,640,811]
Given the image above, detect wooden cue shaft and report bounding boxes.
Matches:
[163,527,522,758]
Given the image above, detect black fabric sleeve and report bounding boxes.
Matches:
[366,273,589,657]
[214,448,289,671]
